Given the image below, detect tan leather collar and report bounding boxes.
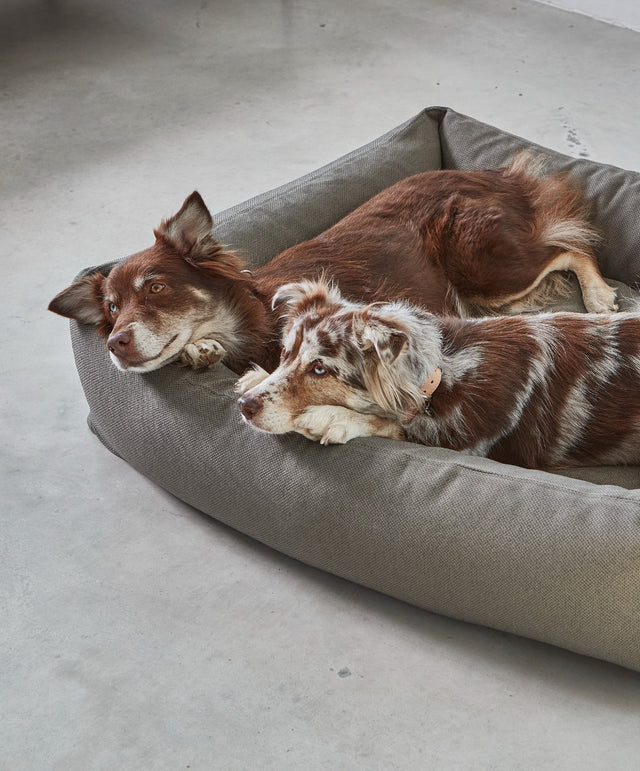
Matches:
[403,366,442,422]
[421,367,442,399]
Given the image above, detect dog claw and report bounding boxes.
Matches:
[180,339,226,369]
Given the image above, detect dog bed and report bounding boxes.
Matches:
[69,107,640,671]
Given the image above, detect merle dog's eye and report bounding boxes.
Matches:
[311,360,327,376]
[108,302,118,314]
[150,283,165,294]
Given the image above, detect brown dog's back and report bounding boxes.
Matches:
[255,156,605,325]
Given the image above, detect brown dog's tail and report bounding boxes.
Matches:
[508,150,601,258]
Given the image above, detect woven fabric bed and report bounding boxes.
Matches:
[69,107,640,671]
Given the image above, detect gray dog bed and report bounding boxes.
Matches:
[69,108,640,671]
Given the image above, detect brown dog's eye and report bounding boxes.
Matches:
[150,283,165,294]
[108,302,118,314]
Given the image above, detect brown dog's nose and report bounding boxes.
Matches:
[107,329,132,354]
[238,393,263,420]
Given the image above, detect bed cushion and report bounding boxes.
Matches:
[69,107,640,671]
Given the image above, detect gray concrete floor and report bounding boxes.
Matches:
[3,0,640,768]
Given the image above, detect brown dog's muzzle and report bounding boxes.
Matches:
[107,329,132,356]
[106,328,145,368]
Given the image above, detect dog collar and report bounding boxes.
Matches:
[420,366,442,415]
[401,367,443,423]
[421,367,442,398]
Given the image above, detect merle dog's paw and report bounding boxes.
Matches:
[295,405,370,445]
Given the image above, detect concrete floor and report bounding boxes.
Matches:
[3,0,640,768]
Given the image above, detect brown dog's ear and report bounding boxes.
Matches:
[155,192,246,277]
[48,273,105,324]
[354,313,409,365]
[155,191,213,252]
[272,278,346,314]
[155,190,222,262]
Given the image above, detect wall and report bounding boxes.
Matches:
[534,0,640,31]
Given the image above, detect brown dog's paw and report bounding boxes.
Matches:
[180,339,226,369]
[583,284,618,314]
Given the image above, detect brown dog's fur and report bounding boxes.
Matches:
[48,154,616,374]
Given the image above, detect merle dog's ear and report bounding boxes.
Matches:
[353,313,409,365]
[272,278,345,315]
[48,272,106,324]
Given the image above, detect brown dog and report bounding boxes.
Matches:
[48,153,616,374]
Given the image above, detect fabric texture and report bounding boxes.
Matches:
[69,108,640,671]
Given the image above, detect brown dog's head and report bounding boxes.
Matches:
[48,192,251,373]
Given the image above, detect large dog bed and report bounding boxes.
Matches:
[70,108,640,671]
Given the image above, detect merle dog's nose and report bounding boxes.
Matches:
[238,393,263,420]
[107,329,131,354]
